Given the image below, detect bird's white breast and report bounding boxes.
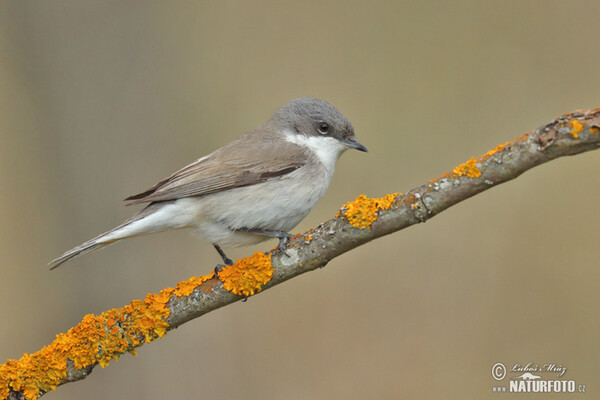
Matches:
[187,132,348,247]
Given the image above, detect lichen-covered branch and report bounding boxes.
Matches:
[2,108,599,400]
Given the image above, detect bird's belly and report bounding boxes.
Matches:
[186,167,331,247]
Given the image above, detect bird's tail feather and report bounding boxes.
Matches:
[49,202,176,269]
[49,237,117,270]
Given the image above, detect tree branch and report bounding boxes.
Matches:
[2,108,599,400]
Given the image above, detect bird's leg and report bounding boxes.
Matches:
[236,228,292,255]
[213,243,233,274]
[212,244,248,303]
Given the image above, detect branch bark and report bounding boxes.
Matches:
[2,108,599,400]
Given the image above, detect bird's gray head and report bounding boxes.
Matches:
[272,97,368,153]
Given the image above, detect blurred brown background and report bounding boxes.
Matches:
[1,1,598,399]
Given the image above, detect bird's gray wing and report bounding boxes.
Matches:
[124,133,308,205]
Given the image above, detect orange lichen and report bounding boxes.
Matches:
[430,152,491,184]
[452,157,481,178]
[478,142,509,162]
[218,252,273,296]
[427,118,591,186]
[0,271,221,399]
[0,292,169,399]
[569,119,583,138]
[429,172,450,184]
[341,193,399,230]
[173,271,215,297]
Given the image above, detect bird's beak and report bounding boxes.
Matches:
[342,137,368,152]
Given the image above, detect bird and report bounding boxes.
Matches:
[49,97,367,269]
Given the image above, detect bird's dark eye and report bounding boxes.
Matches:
[318,122,329,134]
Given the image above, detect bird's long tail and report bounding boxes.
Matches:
[49,235,118,270]
[48,214,140,269]
[49,202,172,269]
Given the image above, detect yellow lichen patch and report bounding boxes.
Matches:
[173,272,215,297]
[569,119,583,138]
[342,193,399,230]
[478,142,509,162]
[218,252,273,296]
[429,172,451,184]
[0,287,175,399]
[591,127,599,134]
[452,157,481,178]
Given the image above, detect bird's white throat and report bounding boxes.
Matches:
[283,130,347,173]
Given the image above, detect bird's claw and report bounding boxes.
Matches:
[276,234,293,257]
[214,264,225,276]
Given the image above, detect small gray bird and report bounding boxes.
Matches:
[50,97,367,269]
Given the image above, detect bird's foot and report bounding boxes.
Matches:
[213,243,234,269]
[235,228,293,257]
[214,264,225,276]
[276,233,293,257]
